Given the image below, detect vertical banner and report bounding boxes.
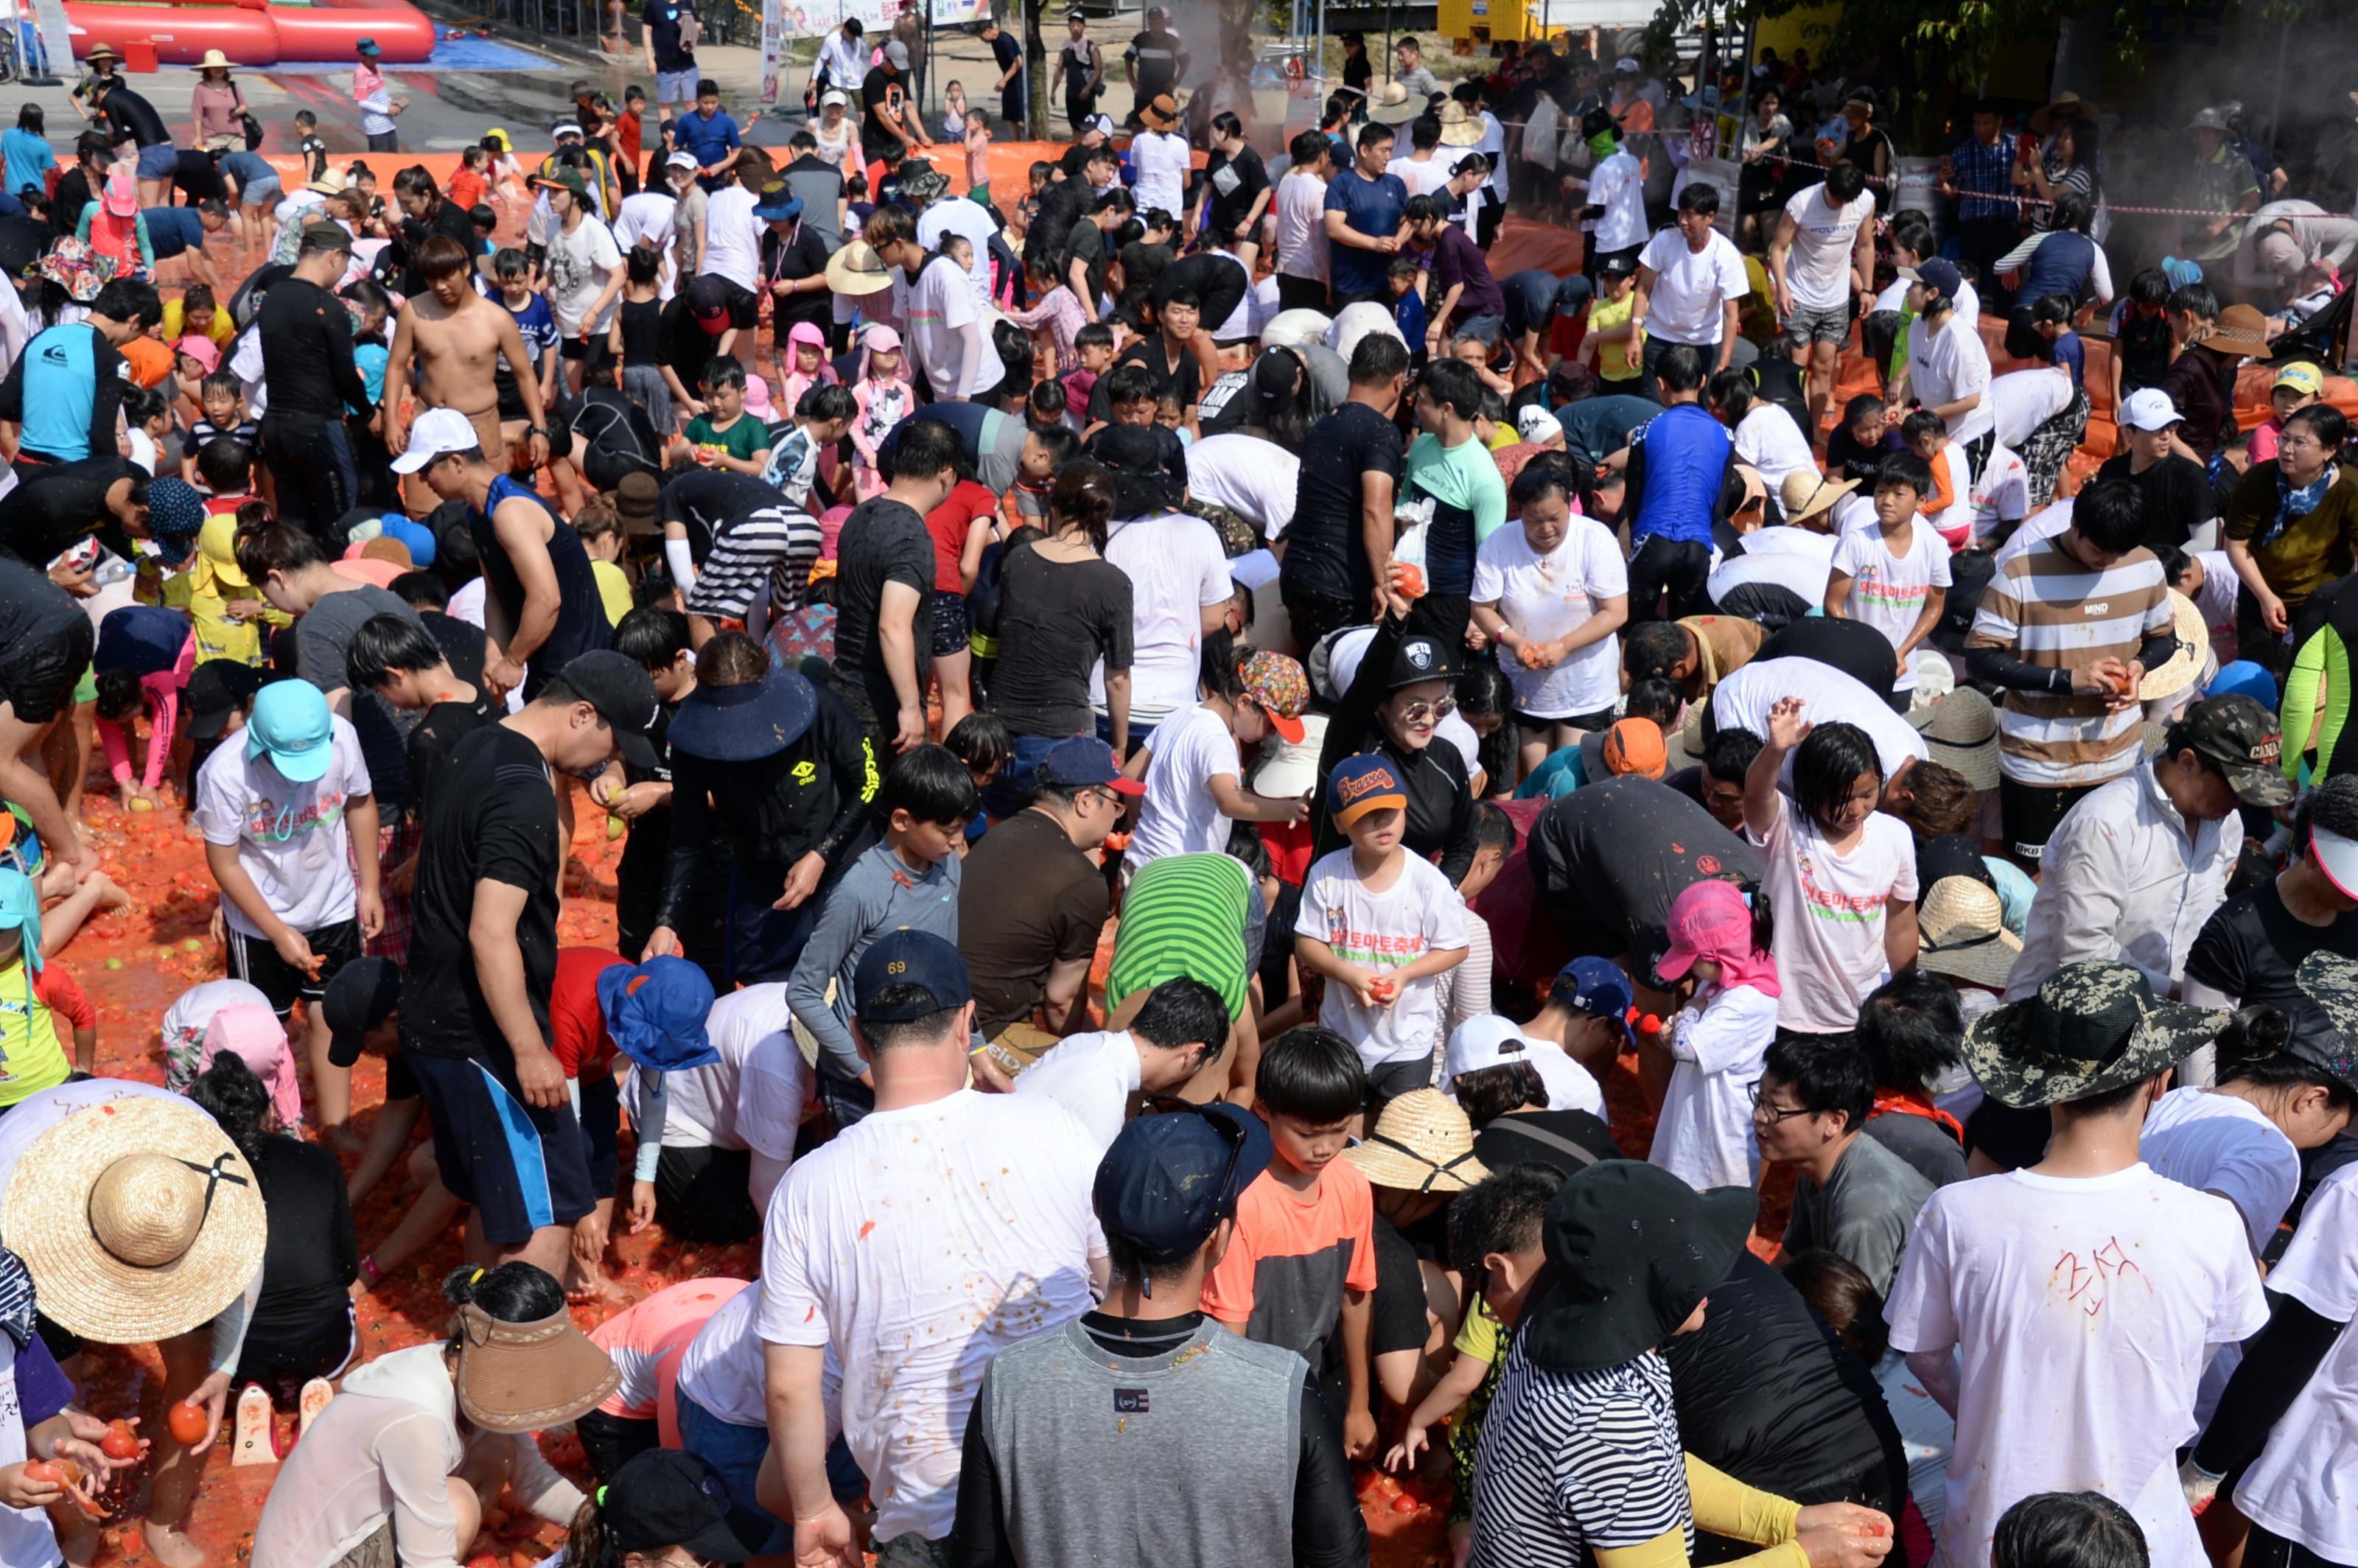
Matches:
[27,0,71,78]
[759,0,783,105]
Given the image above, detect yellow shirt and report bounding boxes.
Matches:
[160,298,235,348]
[591,559,634,627]
[0,962,68,1108]
[1590,289,1644,382]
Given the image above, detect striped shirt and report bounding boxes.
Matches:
[1106,851,1258,1021]
[681,507,823,622]
[1469,1341,1692,1568]
[1967,537,2171,788]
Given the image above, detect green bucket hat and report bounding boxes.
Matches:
[1963,960,2226,1109]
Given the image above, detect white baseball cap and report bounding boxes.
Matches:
[822,88,848,108]
[666,150,697,170]
[390,407,484,475]
[2119,388,2183,432]
[1442,1015,1546,1093]
[1516,404,1564,445]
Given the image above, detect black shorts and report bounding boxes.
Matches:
[405,1048,598,1245]
[560,335,595,362]
[0,605,93,727]
[1365,1053,1434,1118]
[1516,705,1614,734]
[714,277,758,331]
[931,591,972,659]
[652,1142,760,1244]
[225,917,363,1018]
[1998,776,2100,865]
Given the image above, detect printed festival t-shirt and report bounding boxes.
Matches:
[1471,515,1628,720]
[1749,790,1917,1035]
[192,714,371,939]
[2235,1161,2358,1564]
[1297,847,1469,1071]
[1830,524,1953,693]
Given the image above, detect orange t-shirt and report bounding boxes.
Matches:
[448,165,489,211]
[1199,1159,1377,1361]
[121,335,175,388]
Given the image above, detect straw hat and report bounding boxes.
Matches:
[1339,1088,1490,1194]
[452,1299,622,1432]
[3,1096,267,1343]
[1663,699,1710,772]
[2199,304,2273,360]
[1779,469,1857,527]
[1139,91,1184,131]
[2138,591,2210,701]
[197,48,232,71]
[1371,81,1424,123]
[1915,875,2023,991]
[1436,100,1484,148]
[306,169,346,197]
[825,239,894,296]
[1907,686,2000,791]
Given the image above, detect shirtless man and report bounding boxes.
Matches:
[381,233,551,475]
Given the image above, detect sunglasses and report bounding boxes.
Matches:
[1396,696,1457,725]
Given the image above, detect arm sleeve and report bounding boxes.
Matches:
[2193,1289,2347,1473]
[143,675,178,791]
[1965,643,2073,693]
[1684,1455,1802,1547]
[816,704,881,864]
[508,1429,588,1525]
[207,1263,263,1376]
[656,755,724,929]
[98,715,133,783]
[1292,1365,1373,1568]
[324,308,370,415]
[787,875,870,1080]
[88,343,125,462]
[2280,626,2335,781]
[1435,761,1480,883]
[382,1413,468,1568]
[948,1386,1018,1568]
[630,1069,669,1180]
[329,1155,360,1288]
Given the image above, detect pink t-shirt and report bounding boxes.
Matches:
[591,1278,750,1427]
[2249,416,2286,464]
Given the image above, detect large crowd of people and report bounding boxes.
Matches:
[0,13,2351,1568]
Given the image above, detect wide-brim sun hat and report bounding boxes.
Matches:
[1915,875,2022,990]
[1370,82,1421,123]
[452,1299,621,1432]
[1518,1160,1756,1374]
[1963,959,2228,1109]
[1662,699,1710,772]
[2,1096,267,1343]
[2138,591,2211,702]
[1906,686,2000,791]
[825,239,895,296]
[1435,101,1483,147]
[1140,91,1183,130]
[1251,713,1329,799]
[1339,1088,1490,1194]
[197,48,232,71]
[2201,304,2275,359]
[668,670,817,763]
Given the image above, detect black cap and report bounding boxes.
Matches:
[685,274,732,333]
[2173,693,2295,808]
[853,930,971,1022]
[323,956,402,1068]
[601,1450,760,1564]
[1385,631,1458,689]
[184,660,265,741]
[557,650,661,769]
[1094,1102,1273,1267]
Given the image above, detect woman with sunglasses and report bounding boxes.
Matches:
[1310,580,1483,883]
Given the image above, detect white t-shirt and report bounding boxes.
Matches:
[1967,444,2032,541]
[2191,550,2239,643]
[1749,791,1917,1034]
[1733,402,1820,495]
[612,192,679,294]
[1298,847,1469,1071]
[1385,153,1452,200]
[1587,150,1645,254]
[545,215,624,336]
[1012,1029,1144,1150]
[1780,185,1875,311]
[1092,511,1234,721]
[754,1090,1107,1544]
[1649,981,1774,1190]
[1709,533,1833,610]
[1636,227,1749,346]
[1883,1166,2270,1568]
[1711,657,1931,783]
[900,254,1002,401]
[1876,275,1982,329]
[2138,1087,2300,1257]
[675,1279,781,1431]
[1831,523,1953,691]
[624,982,806,1161]
[193,715,371,939]
[699,183,763,292]
[1130,129,1192,218]
[1273,169,1329,284]
[1185,432,1300,539]
[1987,367,2076,450]
[916,197,997,307]
[1993,497,2074,567]
[1470,514,1628,719]
[1124,704,1242,876]
[1875,1349,1956,1537]
[2235,1161,2358,1563]
[1905,312,1994,444]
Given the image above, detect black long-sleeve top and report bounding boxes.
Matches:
[1312,609,1480,882]
[947,1311,1369,1568]
[257,276,370,424]
[657,678,879,927]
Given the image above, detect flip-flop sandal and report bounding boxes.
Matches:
[230,1385,276,1467]
[298,1378,335,1438]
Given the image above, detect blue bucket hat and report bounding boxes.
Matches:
[144,477,206,566]
[2205,659,2277,710]
[0,867,43,975]
[597,956,719,1072]
[247,679,335,785]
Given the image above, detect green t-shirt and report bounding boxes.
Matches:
[1106,852,1254,1021]
[685,411,769,464]
[1402,430,1508,599]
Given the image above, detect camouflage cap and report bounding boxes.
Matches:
[2169,693,2295,809]
[2289,953,2358,1096]
[1963,960,2228,1109]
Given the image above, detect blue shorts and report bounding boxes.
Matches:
[135,142,179,180]
[239,175,281,210]
[406,1049,596,1245]
[656,68,698,105]
[677,1393,792,1555]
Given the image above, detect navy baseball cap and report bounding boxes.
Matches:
[1909,258,1963,304]
[1094,1102,1273,1272]
[1036,737,1145,797]
[1551,957,1636,1037]
[855,930,973,1022]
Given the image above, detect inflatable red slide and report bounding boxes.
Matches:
[63,0,438,66]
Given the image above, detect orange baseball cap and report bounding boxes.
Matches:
[1580,718,1668,782]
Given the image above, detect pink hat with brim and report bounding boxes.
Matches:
[102,172,136,219]
[744,374,777,420]
[175,335,220,374]
[200,1004,306,1133]
[788,322,826,349]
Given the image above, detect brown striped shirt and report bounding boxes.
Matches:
[1967,537,2171,787]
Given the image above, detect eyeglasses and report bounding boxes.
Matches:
[1747,1083,1815,1122]
[1396,696,1457,725]
[2279,435,2328,454]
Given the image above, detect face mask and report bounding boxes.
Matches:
[1588,130,1618,161]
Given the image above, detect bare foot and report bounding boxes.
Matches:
[318,1123,365,1158]
[564,1259,629,1306]
[88,872,131,912]
[142,1518,206,1568]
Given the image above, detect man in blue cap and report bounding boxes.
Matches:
[949,1099,1371,1567]
[743,929,1107,1567]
